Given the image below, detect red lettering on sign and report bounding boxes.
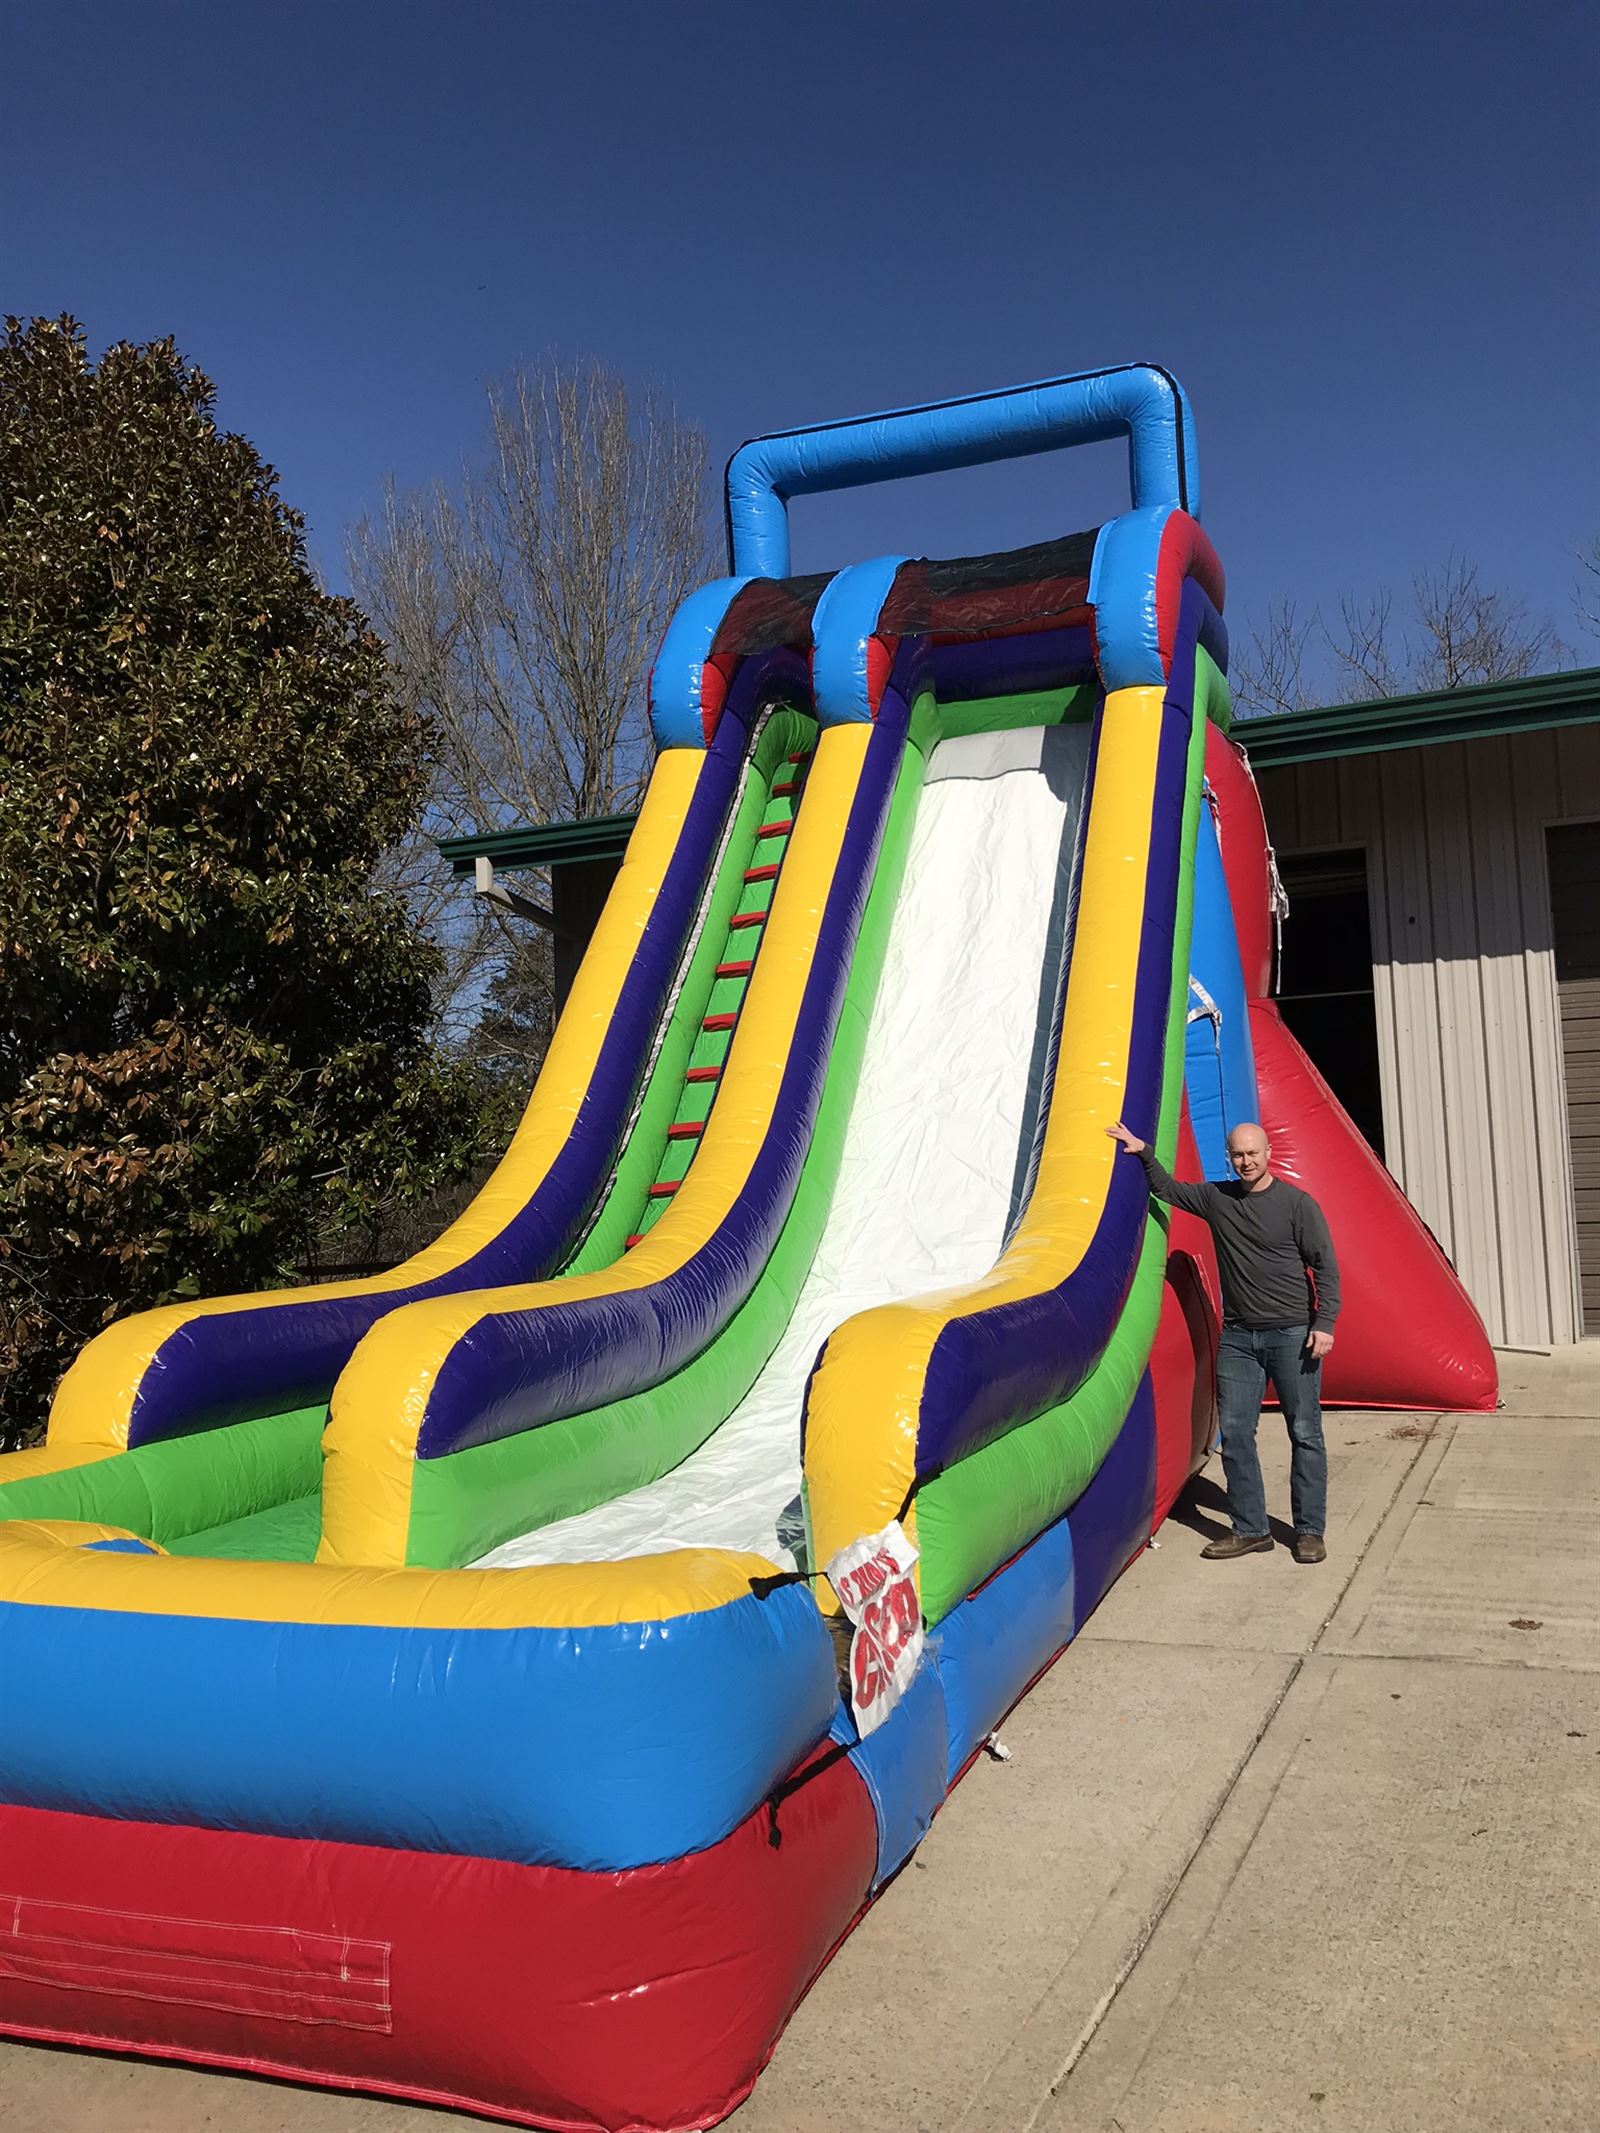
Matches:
[888,1577,919,1641]
[853,1633,882,1708]
[830,1524,924,1733]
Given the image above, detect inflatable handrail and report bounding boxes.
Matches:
[0,1519,839,1873]
[317,698,910,1565]
[45,594,829,1457]
[43,708,762,1457]
[804,579,1223,1618]
[725,364,1199,577]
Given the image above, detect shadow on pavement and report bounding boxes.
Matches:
[1168,1469,1298,1551]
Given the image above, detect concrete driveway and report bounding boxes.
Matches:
[4,1346,1595,2133]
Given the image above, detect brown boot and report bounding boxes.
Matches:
[1293,1534,1327,1565]
[1201,1532,1273,1560]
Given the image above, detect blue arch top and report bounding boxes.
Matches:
[725,364,1199,577]
[810,555,910,725]
[648,575,754,749]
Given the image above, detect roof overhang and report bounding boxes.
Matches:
[1238,665,1600,769]
[436,814,637,877]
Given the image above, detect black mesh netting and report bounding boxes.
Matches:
[705,527,1102,663]
[878,529,1098,640]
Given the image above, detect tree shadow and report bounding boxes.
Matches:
[1167,1469,1297,1551]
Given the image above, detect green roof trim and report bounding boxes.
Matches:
[437,812,637,876]
[1236,665,1600,768]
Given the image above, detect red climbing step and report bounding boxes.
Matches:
[685,1065,721,1084]
[702,1012,739,1032]
[667,1121,704,1141]
[756,820,793,839]
[728,910,767,931]
[715,960,754,979]
[624,1233,646,1249]
[743,863,781,884]
[647,1180,680,1200]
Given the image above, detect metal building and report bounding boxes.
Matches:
[1246,668,1600,1347]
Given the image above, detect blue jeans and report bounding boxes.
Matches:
[1215,1324,1327,1539]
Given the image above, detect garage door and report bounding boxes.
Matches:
[1548,823,1600,1332]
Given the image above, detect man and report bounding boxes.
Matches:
[1107,1119,1339,1565]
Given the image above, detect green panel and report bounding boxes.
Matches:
[687,1027,733,1073]
[404,703,936,1569]
[939,680,1099,738]
[913,648,1215,1624]
[0,1406,325,1546]
[165,1492,324,1562]
[568,706,815,1272]
[1208,661,1234,735]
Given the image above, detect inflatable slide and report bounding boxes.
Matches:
[0,368,1496,2131]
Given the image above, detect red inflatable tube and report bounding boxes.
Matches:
[1204,723,1275,998]
[1250,1000,1498,1413]
[0,1747,878,2133]
[1150,1106,1222,1529]
[1155,512,1227,676]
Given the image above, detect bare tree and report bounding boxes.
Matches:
[1230,555,1567,717]
[1229,598,1318,718]
[349,358,718,1047]
[1327,587,1404,701]
[1409,557,1564,689]
[1576,535,1600,641]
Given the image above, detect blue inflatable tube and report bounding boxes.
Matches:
[1185,801,1260,1178]
[0,1581,838,1873]
[726,365,1200,576]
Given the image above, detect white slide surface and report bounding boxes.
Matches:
[477,723,1090,1573]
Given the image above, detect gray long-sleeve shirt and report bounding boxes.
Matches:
[1138,1149,1341,1332]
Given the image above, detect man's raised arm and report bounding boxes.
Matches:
[1105,1122,1218,1217]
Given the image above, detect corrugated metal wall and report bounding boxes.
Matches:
[1254,723,1600,1348]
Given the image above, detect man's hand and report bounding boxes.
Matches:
[1106,1121,1147,1156]
[1305,1329,1335,1361]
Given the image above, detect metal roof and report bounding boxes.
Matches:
[436,813,637,876]
[433,668,1600,869]
[1234,665,1600,768]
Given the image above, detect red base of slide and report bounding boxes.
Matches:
[1251,1001,1498,1413]
[0,1752,878,2133]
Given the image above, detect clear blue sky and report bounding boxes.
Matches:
[7,1,1597,672]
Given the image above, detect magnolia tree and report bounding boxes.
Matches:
[0,317,493,1445]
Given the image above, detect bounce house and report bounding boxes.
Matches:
[0,368,1495,2131]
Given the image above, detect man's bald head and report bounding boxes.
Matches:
[1226,1122,1273,1190]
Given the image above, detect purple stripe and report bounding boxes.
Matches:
[124,649,808,1447]
[928,624,1096,703]
[1067,1371,1158,1630]
[411,659,919,1457]
[909,585,1206,1476]
[1192,587,1228,680]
